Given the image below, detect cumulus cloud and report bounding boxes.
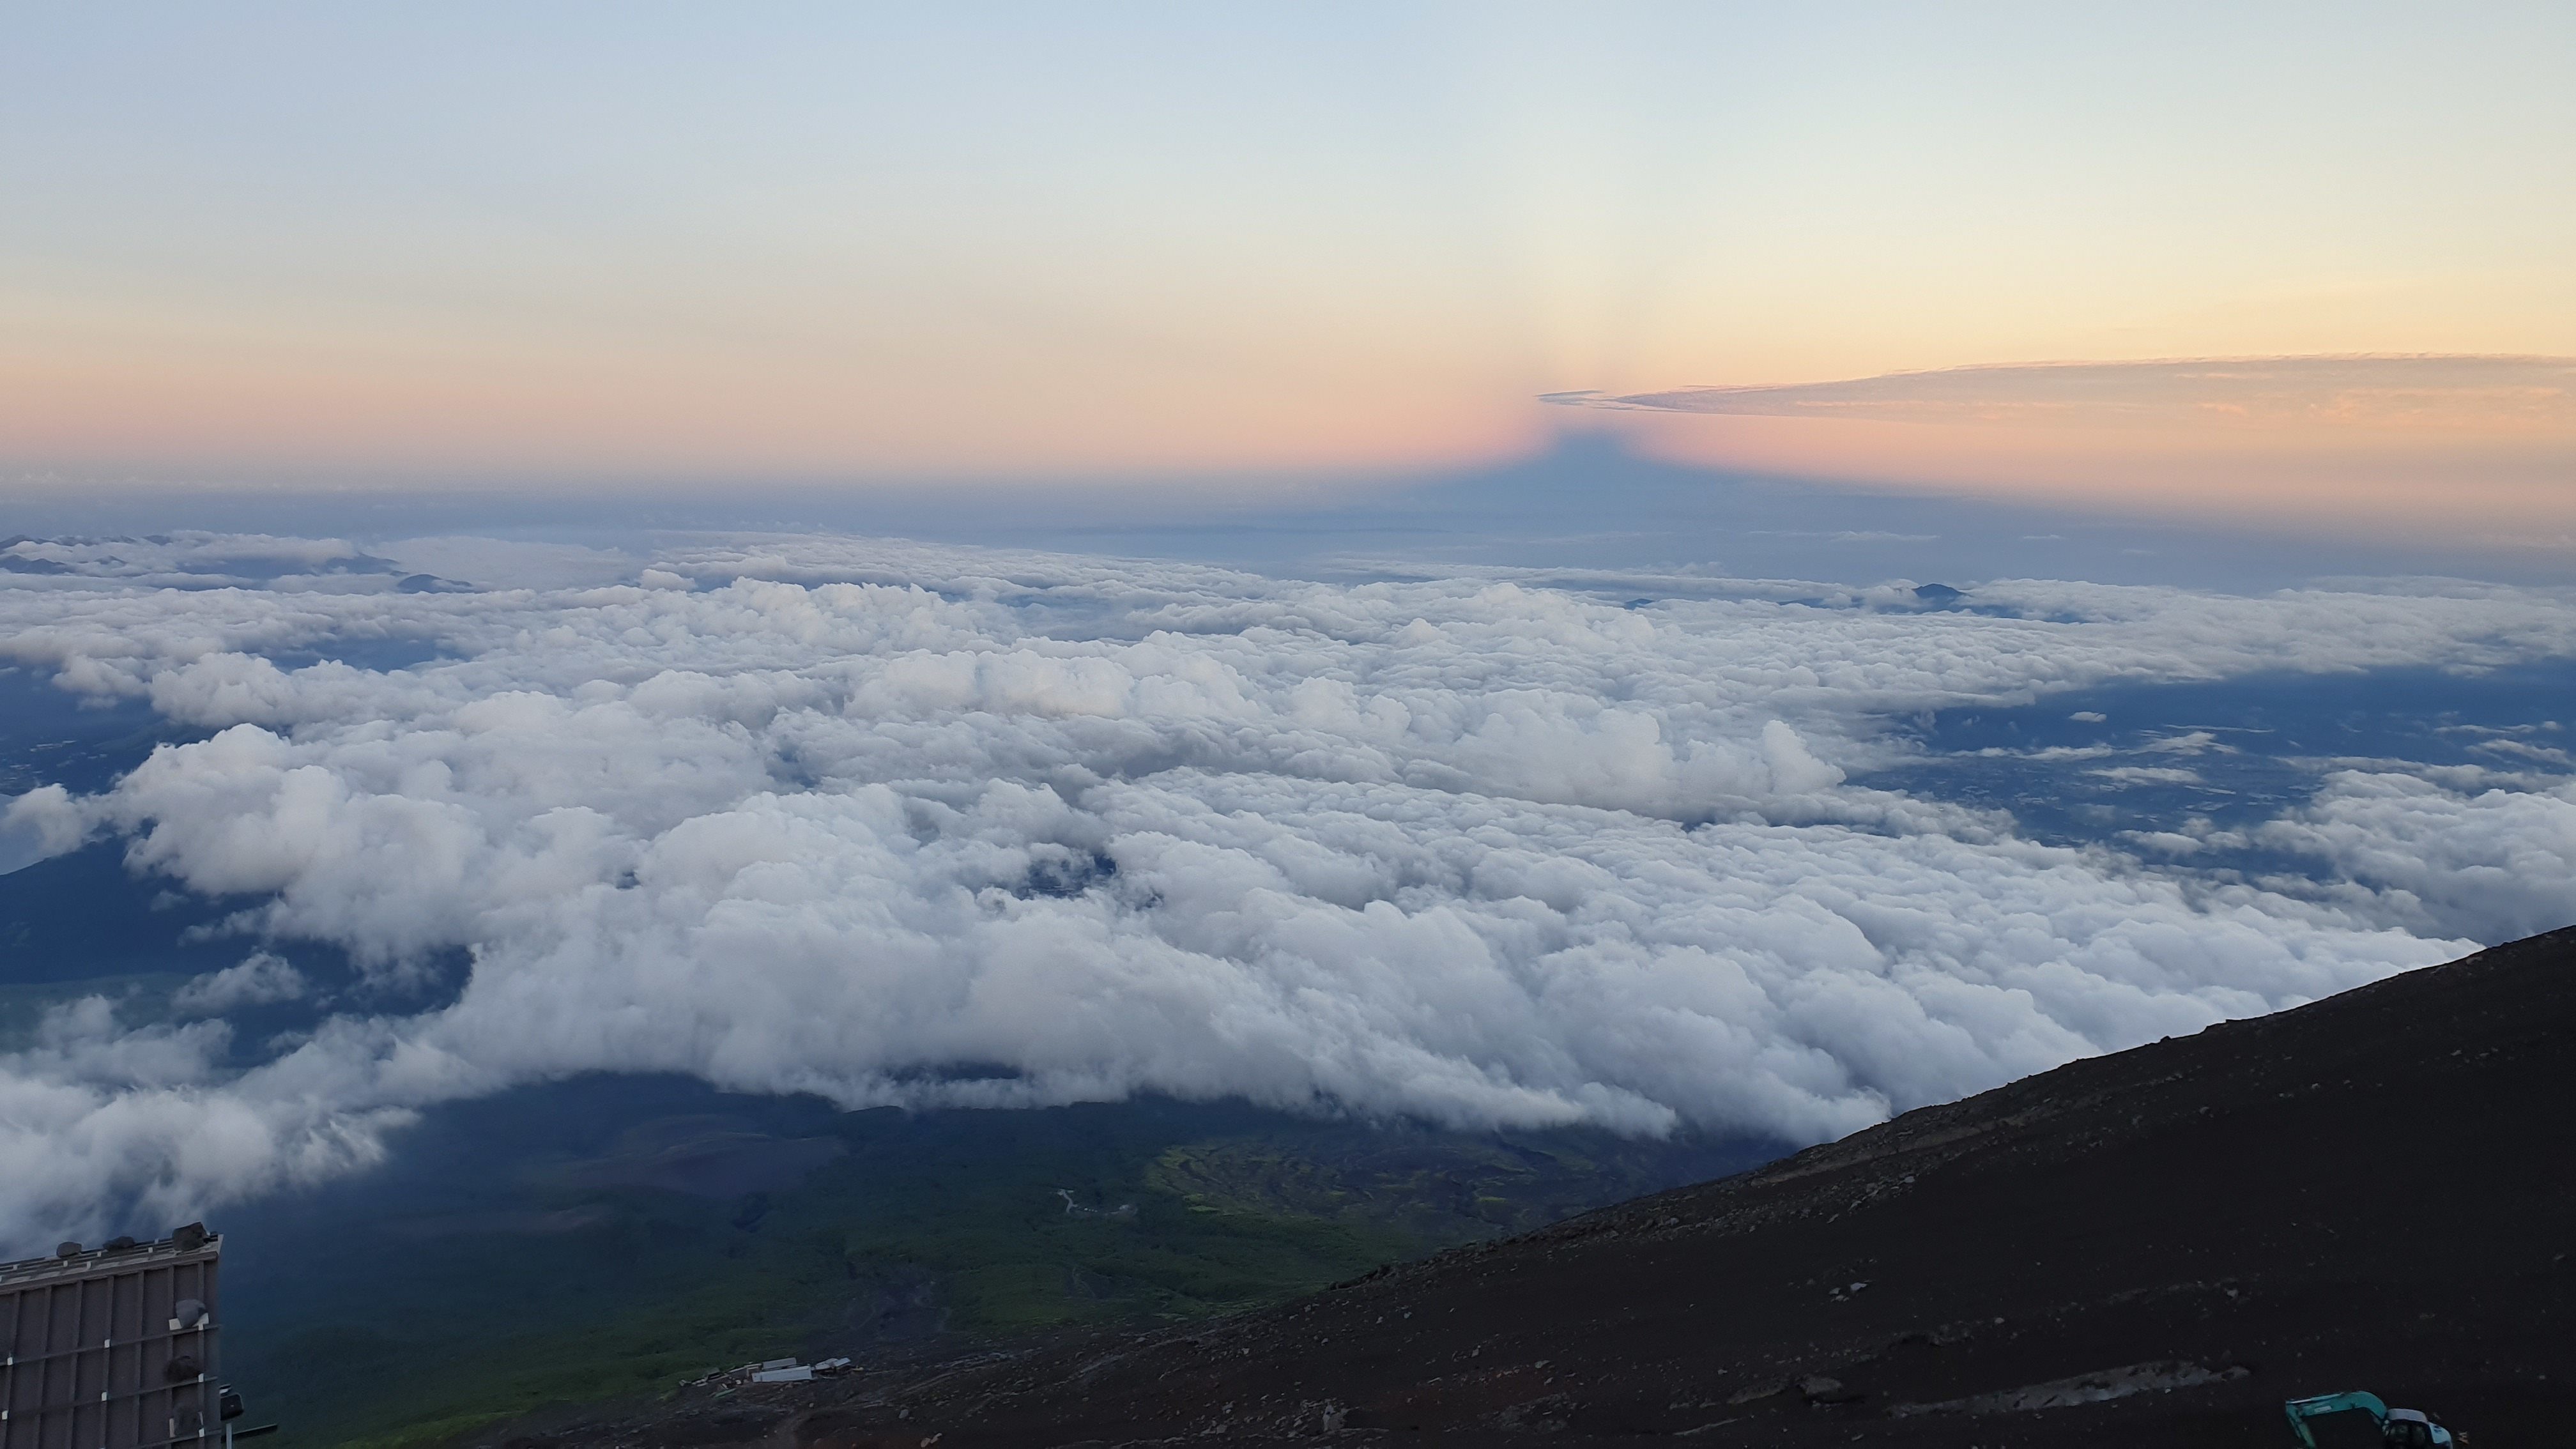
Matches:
[1,785,91,875]
[2253,771,2576,942]
[172,953,310,1015]
[0,532,399,589]
[1,532,2570,1249]
[0,997,411,1251]
[368,537,638,590]
[1548,355,2576,433]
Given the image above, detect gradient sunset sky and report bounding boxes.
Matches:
[4,3,2572,541]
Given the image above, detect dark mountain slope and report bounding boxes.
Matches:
[507,927,2575,1448]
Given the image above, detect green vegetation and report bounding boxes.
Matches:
[217,1086,1768,1448]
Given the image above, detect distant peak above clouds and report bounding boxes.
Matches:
[1549,355,2576,432]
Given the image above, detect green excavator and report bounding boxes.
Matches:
[2285,1392,2464,1448]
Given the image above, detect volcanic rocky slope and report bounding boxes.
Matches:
[496,926,2575,1448]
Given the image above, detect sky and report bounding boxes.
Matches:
[4,3,2573,549]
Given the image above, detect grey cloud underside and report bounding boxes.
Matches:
[1547,354,2576,428]
[2,534,2573,1250]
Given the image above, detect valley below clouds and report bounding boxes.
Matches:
[3,532,2572,1252]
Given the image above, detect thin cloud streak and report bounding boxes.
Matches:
[1551,355,2576,432]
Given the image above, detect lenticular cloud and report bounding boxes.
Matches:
[2,533,2570,1248]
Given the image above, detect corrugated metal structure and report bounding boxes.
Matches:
[1,1227,222,1449]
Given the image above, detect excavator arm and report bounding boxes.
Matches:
[2286,1392,2389,1448]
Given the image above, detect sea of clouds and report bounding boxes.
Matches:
[2,532,2572,1251]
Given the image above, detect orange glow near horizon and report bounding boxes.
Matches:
[1604,410,2572,546]
[3,6,2572,551]
[0,320,1550,484]
[10,340,2574,554]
